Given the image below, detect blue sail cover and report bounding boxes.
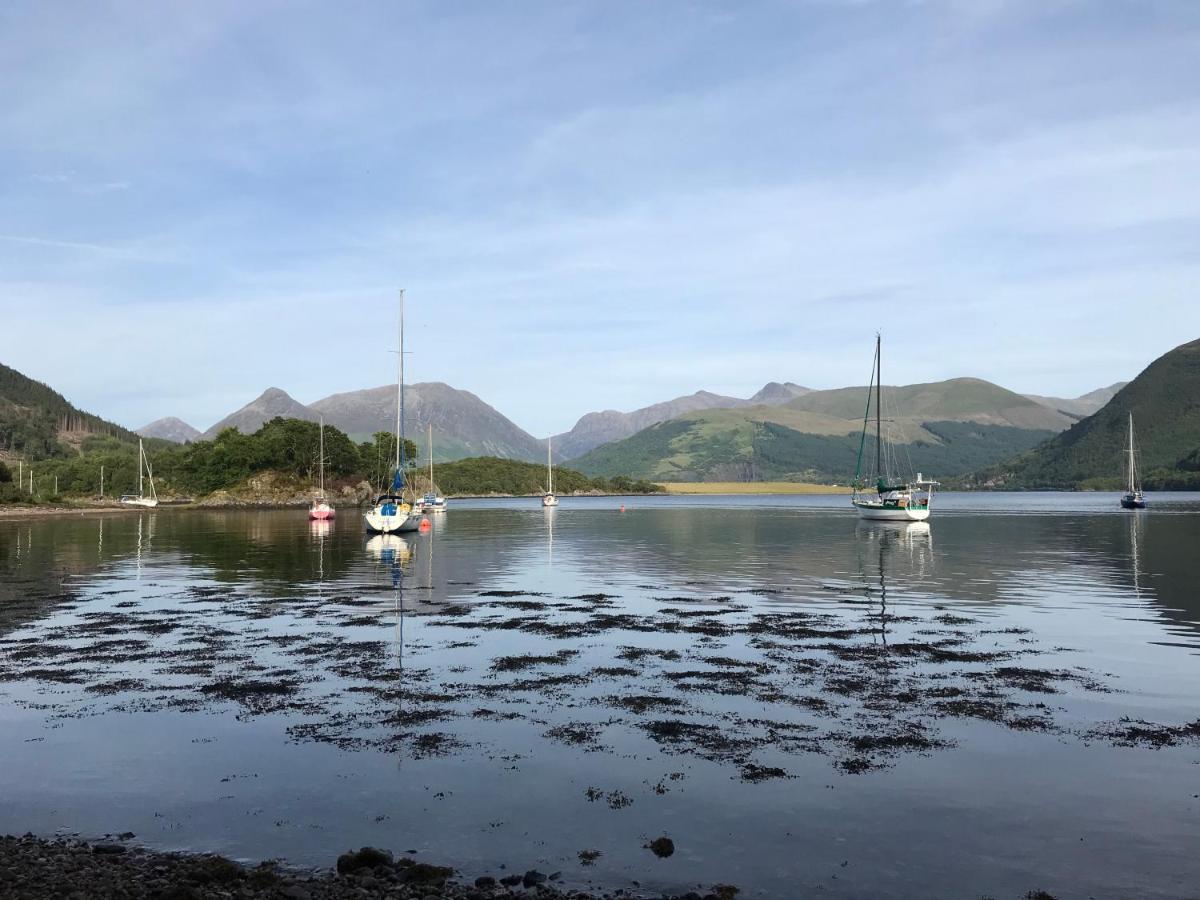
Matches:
[392,468,405,491]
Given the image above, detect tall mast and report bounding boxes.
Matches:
[875,334,882,480]
[548,437,554,494]
[428,424,434,491]
[1128,413,1135,493]
[138,439,144,497]
[395,289,404,473]
[319,416,325,494]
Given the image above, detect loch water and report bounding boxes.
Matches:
[1,493,1199,899]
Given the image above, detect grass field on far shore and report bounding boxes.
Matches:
[658,482,852,495]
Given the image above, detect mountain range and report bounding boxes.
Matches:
[193,383,544,461]
[550,382,811,459]
[8,350,1186,491]
[571,377,1072,482]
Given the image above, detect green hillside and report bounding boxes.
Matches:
[969,338,1200,489]
[0,362,139,460]
[784,378,1075,431]
[573,412,1053,483]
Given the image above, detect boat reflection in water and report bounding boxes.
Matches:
[854,521,934,645]
[366,534,411,567]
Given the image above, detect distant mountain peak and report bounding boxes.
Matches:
[200,388,318,440]
[750,381,811,404]
[553,381,813,459]
[137,416,200,443]
[1024,381,1130,418]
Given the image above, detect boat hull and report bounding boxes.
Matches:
[542,495,559,507]
[364,511,410,534]
[853,500,930,522]
[309,504,335,520]
[120,498,158,508]
[1120,496,1146,510]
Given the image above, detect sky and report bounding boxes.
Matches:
[1,0,1198,437]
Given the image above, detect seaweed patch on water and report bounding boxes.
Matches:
[0,562,1129,778]
[1086,717,1200,748]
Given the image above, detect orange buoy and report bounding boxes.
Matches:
[418,517,432,532]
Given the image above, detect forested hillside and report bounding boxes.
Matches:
[968,338,1200,489]
[0,362,139,459]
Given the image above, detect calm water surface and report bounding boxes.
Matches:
[1,493,1199,898]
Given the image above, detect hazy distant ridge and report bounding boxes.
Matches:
[137,417,201,443]
[553,382,811,460]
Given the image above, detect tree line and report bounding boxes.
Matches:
[0,417,661,502]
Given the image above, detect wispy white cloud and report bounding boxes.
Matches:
[0,0,1197,434]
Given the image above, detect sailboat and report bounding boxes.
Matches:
[309,417,335,520]
[417,423,447,513]
[364,290,414,535]
[120,439,158,508]
[850,335,937,521]
[1120,413,1146,509]
[541,437,559,507]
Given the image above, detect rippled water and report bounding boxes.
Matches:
[2,493,1199,898]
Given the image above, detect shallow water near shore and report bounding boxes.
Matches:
[2,492,1199,898]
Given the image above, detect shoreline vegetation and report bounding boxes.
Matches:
[0,417,663,508]
[658,481,851,494]
[0,834,744,900]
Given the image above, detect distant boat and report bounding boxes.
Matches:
[1121,413,1146,510]
[850,335,936,521]
[541,437,559,507]
[309,417,335,520]
[417,424,447,514]
[120,439,158,508]
[364,290,414,535]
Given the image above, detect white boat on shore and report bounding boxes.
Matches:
[120,439,159,508]
[850,335,937,522]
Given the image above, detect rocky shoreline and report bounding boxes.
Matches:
[0,836,737,900]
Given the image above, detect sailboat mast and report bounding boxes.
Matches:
[548,438,554,494]
[138,439,144,497]
[395,289,404,473]
[875,335,882,480]
[428,424,434,490]
[319,416,325,494]
[1128,413,1135,493]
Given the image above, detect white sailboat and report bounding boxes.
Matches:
[417,423,447,513]
[364,290,414,535]
[541,437,559,507]
[120,439,159,508]
[309,417,335,520]
[1120,413,1146,509]
[850,335,936,521]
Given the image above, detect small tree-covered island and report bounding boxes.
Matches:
[0,416,662,505]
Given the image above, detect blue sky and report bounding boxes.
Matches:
[2,0,1198,437]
